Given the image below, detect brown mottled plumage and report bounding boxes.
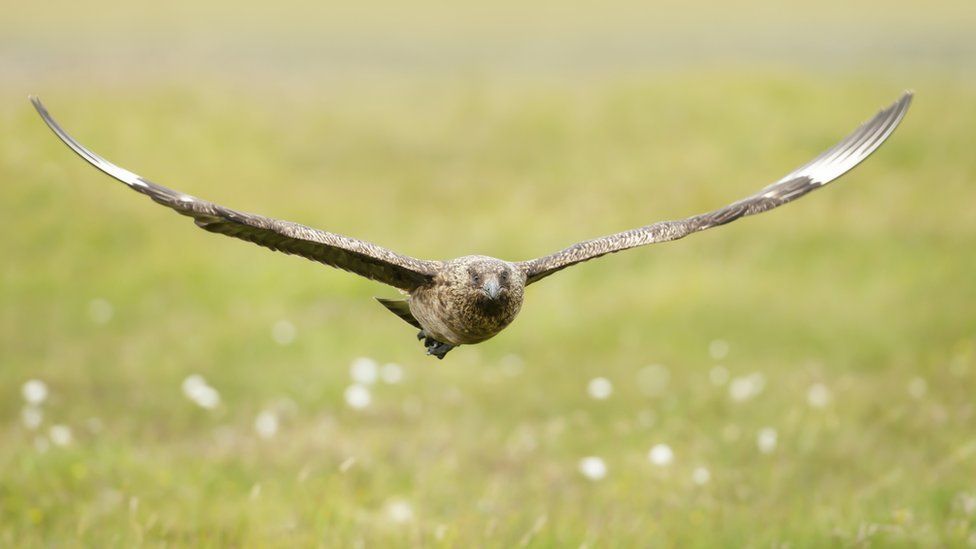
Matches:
[30,92,911,359]
[407,256,525,355]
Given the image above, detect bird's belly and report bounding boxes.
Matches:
[409,292,519,346]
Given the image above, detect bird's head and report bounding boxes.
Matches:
[445,256,525,309]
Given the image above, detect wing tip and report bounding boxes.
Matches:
[888,90,914,123]
[880,89,914,140]
[765,88,914,189]
[29,95,69,139]
[897,89,913,110]
[871,90,912,126]
[28,96,153,190]
[29,94,50,119]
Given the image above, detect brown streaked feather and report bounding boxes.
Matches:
[30,97,440,291]
[518,91,913,285]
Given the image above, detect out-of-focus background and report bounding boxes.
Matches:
[2,0,974,545]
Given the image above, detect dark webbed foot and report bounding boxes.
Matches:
[415,329,455,359]
[423,337,455,359]
[426,340,455,359]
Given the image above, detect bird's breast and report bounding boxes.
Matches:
[408,285,522,345]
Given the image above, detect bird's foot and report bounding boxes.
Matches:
[422,337,455,360]
[415,329,455,359]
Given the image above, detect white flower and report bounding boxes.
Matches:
[49,424,73,447]
[88,298,114,324]
[648,443,674,466]
[254,410,279,439]
[757,427,778,454]
[578,456,608,480]
[271,319,296,346]
[339,457,357,473]
[954,492,976,516]
[385,498,414,523]
[195,385,220,409]
[729,372,766,402]
[499,354,524,377]
[181,374,221,409]
[587,377,613,400]
[22,379,48,405]
[806,383,832,408]
[182,374,205,395]
[380,363,404,384]
[692,466,711,485]
[350,357,379,385]
[709,366,729,386]
[907,377,927,399]
[21,406,43,430]
[344,384,372,409]
[708,339,730,360]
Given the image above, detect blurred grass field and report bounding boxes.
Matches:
[2,1,976,546]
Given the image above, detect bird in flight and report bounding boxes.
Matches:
[31,92,912,359]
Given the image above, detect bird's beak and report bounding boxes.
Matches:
[482,278,502,300]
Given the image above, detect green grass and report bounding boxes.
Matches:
[2,42,976,548]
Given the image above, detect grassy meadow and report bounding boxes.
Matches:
[1,1,975,546]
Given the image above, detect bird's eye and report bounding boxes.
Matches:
[500,271,509,281]
[471,273,481,284]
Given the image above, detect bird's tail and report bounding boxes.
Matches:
[374,298,422,329]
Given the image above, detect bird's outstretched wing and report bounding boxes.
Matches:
[518,91,913,285]
[30,97,440,291]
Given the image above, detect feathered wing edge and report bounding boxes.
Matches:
[517,91,913,285]
[30,96,440,291]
